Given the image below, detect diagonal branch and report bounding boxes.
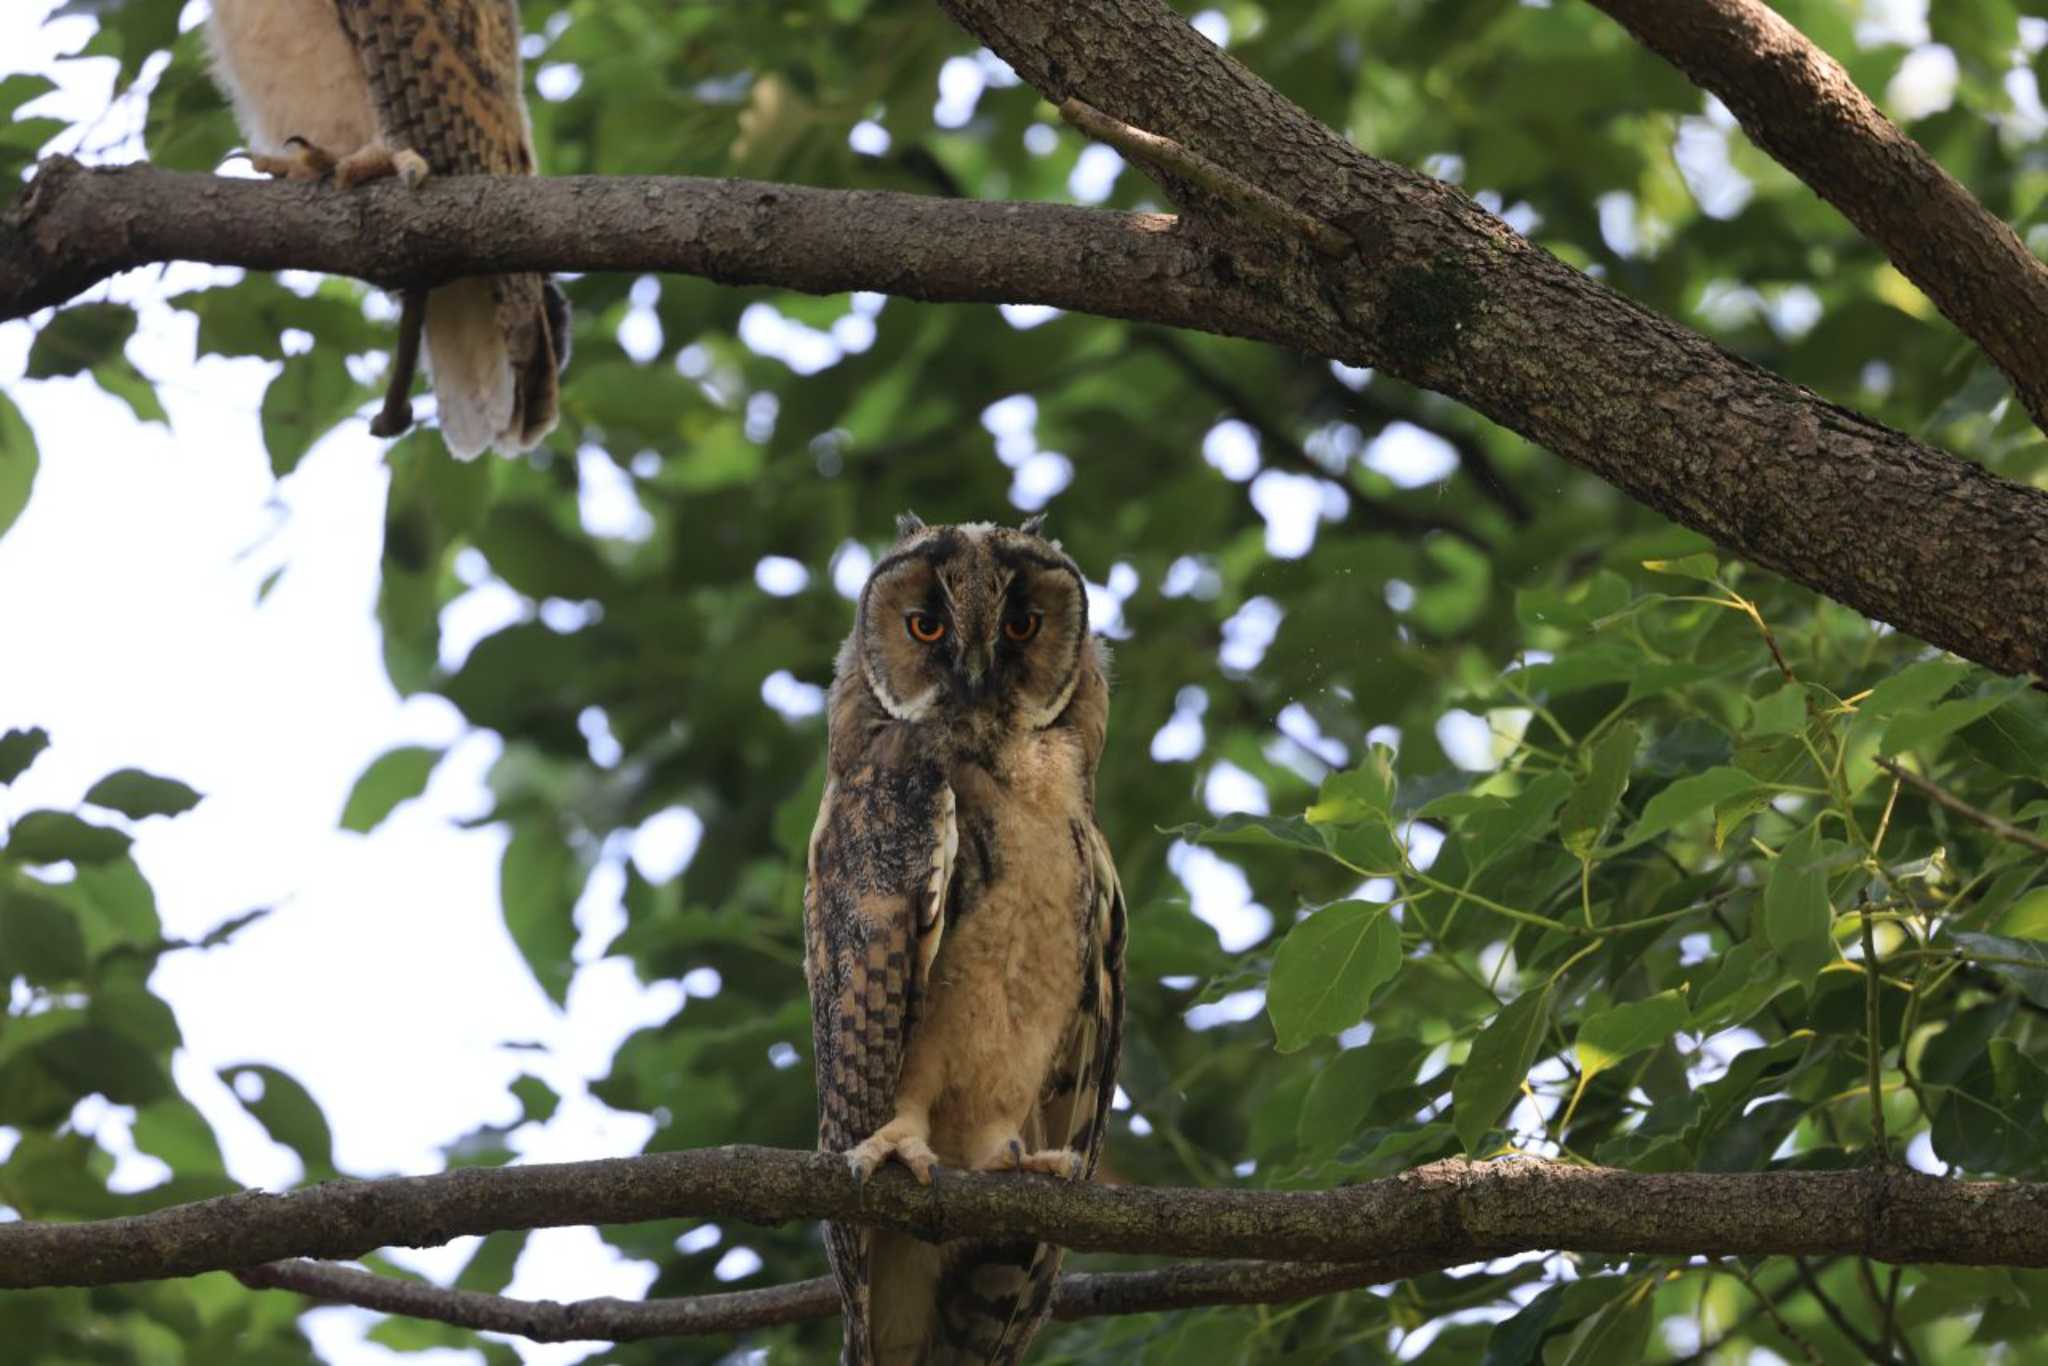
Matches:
[6,1147,2048,1293]
[930,0,2048,681]
[234,1252,1440,1342]
[1584,0,2048,435]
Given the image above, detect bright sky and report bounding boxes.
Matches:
[0,2,1967,1364]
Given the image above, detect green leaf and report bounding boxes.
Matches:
[1170,813,1328,855]
[340,746,444,834]
[1305,745,1395,826]
[1559,722,1638,858]
[1616,766,1760,851]
[500,822,582,1007]
[1481,1282,1567,1366]
[0,389,35,545]
[1929,1039,2048,1175]
[1861,657,1970,717]
[260,351,364,477]
[1765,825,1833,984]
[511,1073,561,1124]
[0,892,87,984]
[0,725,50,785]
[1881,678,2029,756]
[219,1063,338,1182]
[1452,984,1552,1154]
[1514,572,1630,630]
[1558,1280,1655,1365]
[1461,769,1573,872]
[454,1229,530,1294]
[37,1026,170,1106]
[1575,989,1688,1079]
[1949,932,2048,1010]
[1749,682,1807,735]
[4,810,132,865]
[26,303,137,379]
[82,767,203,819]
[1266,901,1402,1052]
[1296,1037,1426,1153]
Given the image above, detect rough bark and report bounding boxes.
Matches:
[8,0,2048,680]
[5,1148,2048,1292]
[1587,0,2048,435]
[234,1253,1435,1342]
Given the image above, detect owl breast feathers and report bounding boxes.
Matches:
[805,515,1127,1365]
[204,0,567,459]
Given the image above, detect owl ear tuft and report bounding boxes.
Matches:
[894,510,927,540]
[1019,513,1048,537]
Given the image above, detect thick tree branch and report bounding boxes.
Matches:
[933,0,2048,681]
[234,1252,1435,1342]
[1586,0,2048,435]
[5,1148,2048,1293]
[12,51,2048,683]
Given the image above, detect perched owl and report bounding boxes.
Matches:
[805,514,1127,1365]
[204,0,568,459]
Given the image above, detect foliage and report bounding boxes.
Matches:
[7,0,2048,1363]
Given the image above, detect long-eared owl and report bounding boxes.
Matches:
[204,0,568,459]
[804,514,1127,1364]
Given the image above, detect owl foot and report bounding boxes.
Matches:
[246,137,334,182]
[976,1136,1085,1180]
[846,1120,941,1187]
[333,142,432,191]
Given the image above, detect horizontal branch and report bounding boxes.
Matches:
[1587,0,2048,435]
[5,1147,2048,1293]
[0,157,1279,346]
[235,1252,1438,1342]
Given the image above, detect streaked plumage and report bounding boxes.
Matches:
[805,515,1127,1364]
[205,0,567,459]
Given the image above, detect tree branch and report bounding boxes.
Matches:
[928,0,2048,681]
[5,1148,2048,1293]
[13,25,2048,684]
[1585,0,2048,435]
[233,1252,1438,1342]
[1874,757,2048,857]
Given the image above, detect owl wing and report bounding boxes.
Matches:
[330,0,563,457]
[957,821,1128,1365]
[331,0,534,176]
[804,761,955,1362]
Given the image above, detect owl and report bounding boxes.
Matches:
[204,0,568,460]
[805,514,1128,1365]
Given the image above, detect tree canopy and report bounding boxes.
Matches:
[6,0,2048,1363]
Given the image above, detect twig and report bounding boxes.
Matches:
[1731,1259,1827,1365]
[1861,906,1889,1164]
[1056,97,1353,257]
[1790,1257,1901,1365]
[234,1253,1434,1342]
[1873,757,2048,857]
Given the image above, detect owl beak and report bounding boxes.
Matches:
[955,641,995,701]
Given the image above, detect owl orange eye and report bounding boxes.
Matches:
[906,611,947,643]
[1004,611,1043,643]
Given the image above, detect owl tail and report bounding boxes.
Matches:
[422,272,568,459]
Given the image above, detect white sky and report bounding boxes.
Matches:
[0,2,1973,1363]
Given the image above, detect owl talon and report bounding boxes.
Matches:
[846,1123,939,1186]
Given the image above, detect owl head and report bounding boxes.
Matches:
[850,513,1091,729]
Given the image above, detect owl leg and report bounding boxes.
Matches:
[846,1110,940,1186]
[967,1131,1085,1180]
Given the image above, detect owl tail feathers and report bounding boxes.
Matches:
[422,273,568,460]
